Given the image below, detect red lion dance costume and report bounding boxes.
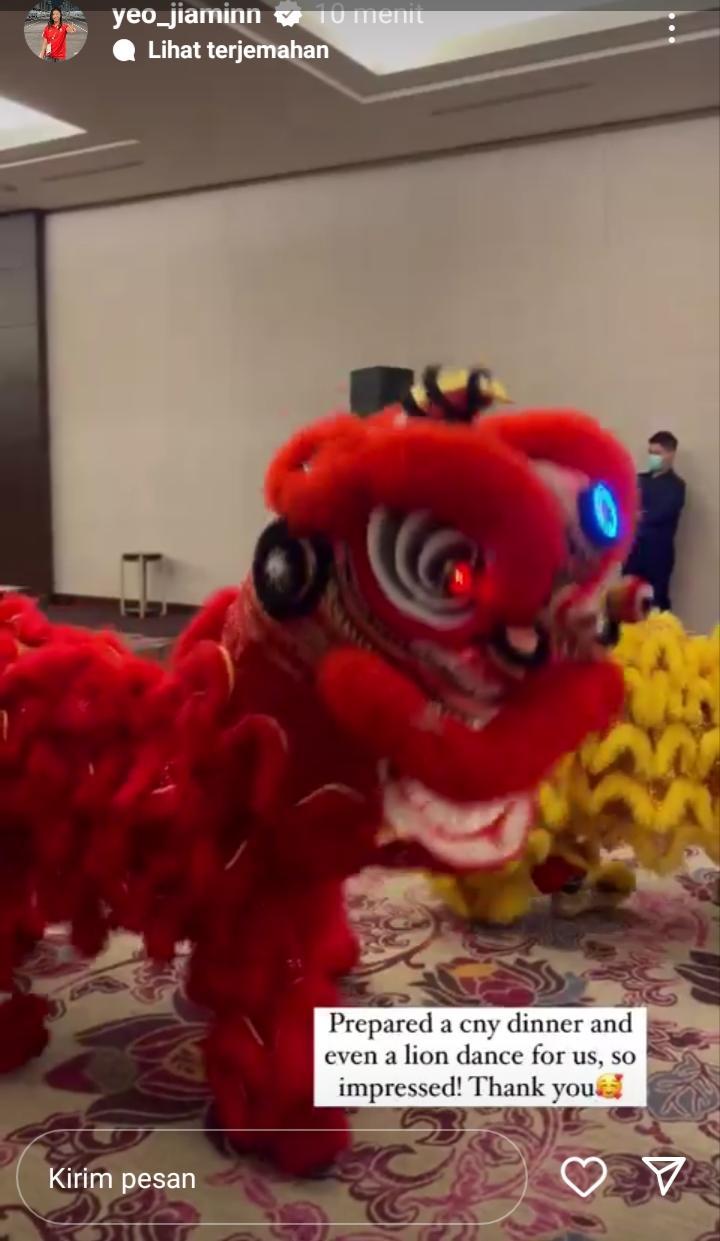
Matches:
[0,368,639,1174]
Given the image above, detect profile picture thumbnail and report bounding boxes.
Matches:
[24,4,88,62]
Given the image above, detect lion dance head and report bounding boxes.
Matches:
[223,366,638,875]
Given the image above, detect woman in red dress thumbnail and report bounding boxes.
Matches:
[40,7,79,61]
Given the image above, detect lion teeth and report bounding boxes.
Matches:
[377,765,533,868]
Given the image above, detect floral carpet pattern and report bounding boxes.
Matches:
[0,860,718,1241]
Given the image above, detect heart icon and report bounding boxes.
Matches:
[560,1156,608,1198]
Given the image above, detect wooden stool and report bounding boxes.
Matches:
[120,553,166,619]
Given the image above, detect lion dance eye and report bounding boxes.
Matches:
[577,482,620,549]
[366,508,480,628]
[444,560,475,600]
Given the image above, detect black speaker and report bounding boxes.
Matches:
[350,366,414,417]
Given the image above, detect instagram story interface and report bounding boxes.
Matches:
[0,3,718,1237]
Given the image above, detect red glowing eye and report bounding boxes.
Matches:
[446,560,475,598]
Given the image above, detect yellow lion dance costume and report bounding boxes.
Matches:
[433,612,719,923]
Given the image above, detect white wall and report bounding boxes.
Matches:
[46,113,720,630]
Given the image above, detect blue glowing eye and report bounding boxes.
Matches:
[578,482,620,548]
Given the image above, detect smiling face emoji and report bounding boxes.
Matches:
[596,1072,623,1100]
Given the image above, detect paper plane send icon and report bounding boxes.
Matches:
[641,1156,686,1196]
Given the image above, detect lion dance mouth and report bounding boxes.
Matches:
[379,767,535,870]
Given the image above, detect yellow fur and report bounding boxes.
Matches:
[432,613,719,922]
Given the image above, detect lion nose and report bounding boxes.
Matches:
[490,624,550,670]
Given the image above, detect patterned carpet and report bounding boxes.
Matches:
[1,860,717,1240]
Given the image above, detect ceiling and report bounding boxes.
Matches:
[0,5,718,214]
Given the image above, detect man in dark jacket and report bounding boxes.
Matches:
[624,431,685,611]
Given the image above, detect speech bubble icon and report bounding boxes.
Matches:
[113,38,136,62]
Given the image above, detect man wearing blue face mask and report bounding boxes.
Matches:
[624,431,685,612]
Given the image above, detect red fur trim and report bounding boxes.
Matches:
[531,857,586,894]
[606,576,653,622]
[172,587,239,663]
[0,992,49,1072]
[318,646,624,802]
[267,415,566,627]
[265,415,367,519]
[480,408,639,563]
[0,588,376,1177]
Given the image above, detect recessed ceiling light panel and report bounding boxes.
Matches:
[302,9,673,76]
[0,95,84,154]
